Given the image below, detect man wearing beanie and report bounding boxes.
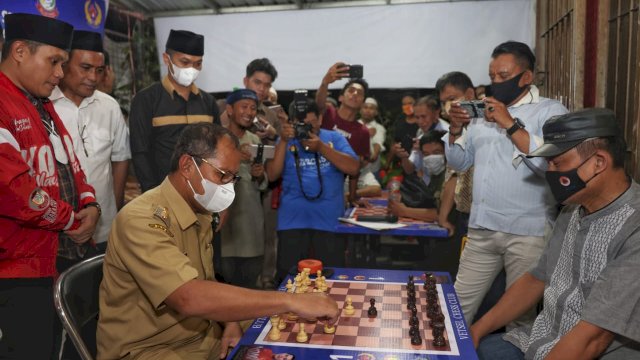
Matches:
[0,13,99,359]
[130,29,220,193]
[219,89,268,289]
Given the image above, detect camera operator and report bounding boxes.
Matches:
[444,41,568,329]
[266,98,359,282]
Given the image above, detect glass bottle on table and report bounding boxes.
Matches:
[387,176,402,214]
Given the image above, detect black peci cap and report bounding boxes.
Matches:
[165,29,204,56]
[528,108,621,158]
[71,30,103,53]
[4,13,73,51]
[226,89,259,105]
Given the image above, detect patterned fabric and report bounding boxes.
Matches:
[505,182,640,359]
[27,93,85,260]
[454,167,473,214]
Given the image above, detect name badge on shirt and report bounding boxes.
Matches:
[49,133,69,164]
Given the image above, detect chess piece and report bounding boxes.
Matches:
[411,334,423,346]
[268,316,281,341]
[367,298,378,318]
[287,312,299,321]
[344,297,355,315]
[430,313,445,327]
[409,325,419,337]
[296,323,308,343]
[278,317,286,330]
[433,334,446,347]
[323,322,336,334]
[286,279,293,293]
[432,323,445,337]
[409,314,419,327]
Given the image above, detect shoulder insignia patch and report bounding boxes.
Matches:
[153,205,171,227]
[148,223,174,237]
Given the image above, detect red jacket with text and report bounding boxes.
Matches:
[0,72,96,279]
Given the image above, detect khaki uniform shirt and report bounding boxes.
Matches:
[97,178,221,359]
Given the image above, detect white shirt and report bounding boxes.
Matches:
[443,85,568,236]
[359,118,386,173]
[51,88,131,244]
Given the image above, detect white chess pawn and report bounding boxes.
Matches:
[286,279,293,293]
[323,322,336,334]
[344,297,355,316]
[296,323,308,343]
[268,316,281,341]
[278,317,286,330]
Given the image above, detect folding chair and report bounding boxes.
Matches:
[54,254,104,360]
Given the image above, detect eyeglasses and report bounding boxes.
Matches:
[199,158,241,184]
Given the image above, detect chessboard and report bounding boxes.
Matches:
[230,268,478,360]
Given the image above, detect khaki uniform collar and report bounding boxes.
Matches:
[161,75,200,100]
[159,177,204,231]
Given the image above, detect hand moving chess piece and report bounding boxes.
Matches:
[344,297,355,315]
[268,316,281,341]
[323,322,336,334]
[367,298,378,318]
[296,323,308,343]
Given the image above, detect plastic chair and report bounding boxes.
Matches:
[54,254,104,360]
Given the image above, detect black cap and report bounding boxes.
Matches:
[226,89,259,105]
[71,30,103,53]
[4,13,73,51]
[165,30,204,56]
[528,108,621,158]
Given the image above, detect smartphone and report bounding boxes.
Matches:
[458,100,486,118]
[249,144,275,163]
[252,117,266,132]
[268,104,283,112]
[348,64,363,78]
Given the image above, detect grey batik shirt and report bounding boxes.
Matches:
[505,181,640,360]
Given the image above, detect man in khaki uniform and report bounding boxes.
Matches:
[97,123,339,360]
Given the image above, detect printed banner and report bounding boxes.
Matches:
[1,0,108,34]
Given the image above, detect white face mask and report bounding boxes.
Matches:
[187,158,235,213]
[423,154,445,176]
[169,59,200,87]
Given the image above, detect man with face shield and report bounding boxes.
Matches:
[130,29,220,193]
[471,108,640,360]
[444,41,568,329]
[98,123,340,360]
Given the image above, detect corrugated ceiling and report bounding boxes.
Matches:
[110,0,483,18]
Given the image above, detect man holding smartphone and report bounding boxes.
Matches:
[444,41,568,329]
[316,62,371,205]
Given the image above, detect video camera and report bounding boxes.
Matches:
[292,89,313,140]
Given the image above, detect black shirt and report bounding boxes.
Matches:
[130,76,220,192]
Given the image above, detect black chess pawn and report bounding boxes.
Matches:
[432,322,445,337]
[409,314,419,327]
[433,334,446,347]
[430,313,445,327]
[409,324,420,337]
[367,298,378,317]
[426,288,437,299]
[411,334,423,346]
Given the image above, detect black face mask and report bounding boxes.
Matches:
[545,155,597,204]
[489,71,528,106]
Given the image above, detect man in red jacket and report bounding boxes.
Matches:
[0,13,99,359]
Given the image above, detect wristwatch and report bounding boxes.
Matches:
[84,201,102,216]
[506,117,525,136]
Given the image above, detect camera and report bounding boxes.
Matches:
[294,122,313,140]
[252,116,266,132]
[293,89,309,122]
[458,100,486,118]
[292,89,313,140]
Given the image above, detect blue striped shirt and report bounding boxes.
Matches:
[443,86,568,236]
